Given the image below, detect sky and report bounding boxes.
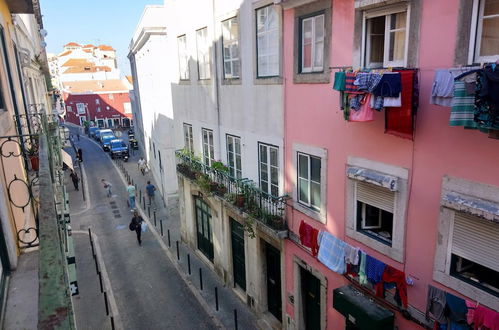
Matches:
[40,0,163,76]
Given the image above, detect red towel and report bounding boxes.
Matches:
[473,305,499,330]
[299,220,319,256]
[385,69,417,140]
[375,265,408,308]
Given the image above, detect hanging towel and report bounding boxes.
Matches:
[358,251,367,285]
[299,220,319,256]
[465,300,476,325]
[333,71,346,91]
[365,255,386,284]
[344,72,363,94]
[385,69,417,140]
[426,285,447,324]
[372,72,401,97]
[350,94,374,122]
[473,305,499,330]
[344,244,360,265]
[445,293,468,324]
[317,231,346,274]
[449,80,479,129]
[383,95,402,107]
[375,265,408,308]
[430,69,455,107]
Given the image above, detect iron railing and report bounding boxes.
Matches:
[175,150,287,232]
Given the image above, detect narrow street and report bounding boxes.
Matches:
[66,128,217,329]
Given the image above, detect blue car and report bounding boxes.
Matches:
[109,139,129,161]
[101,134,115,151]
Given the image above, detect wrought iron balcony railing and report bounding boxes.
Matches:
[175,150,288,232]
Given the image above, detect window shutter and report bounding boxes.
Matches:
[356,181,395,213]
[452,212,499,273]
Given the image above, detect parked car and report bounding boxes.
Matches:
[101,134,116,151]
[109,139,129,161]
[89,127,99,138]
[95,128,113,141]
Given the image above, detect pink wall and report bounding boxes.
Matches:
[283,0,499,328]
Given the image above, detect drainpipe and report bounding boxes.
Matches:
[212,0,222,161]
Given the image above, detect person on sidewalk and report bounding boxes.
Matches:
[130,211,144,245]
[137,157,146,175]
[146,181,156,208]
[69,170,79,191]
[127,181,136,210]
[77,148,83,162]
[101,179,113,198]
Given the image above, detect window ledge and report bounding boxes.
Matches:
[293,72,330,84]
[221,78,241,86]
[347,166,398,191]
[355,0,409,10]
[178,80,191,85]
[254,76,283,85]
[197,79,212,85]
[442,191,499,224]
[293,201,326,224]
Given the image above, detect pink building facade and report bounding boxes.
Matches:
[282,0,499,329]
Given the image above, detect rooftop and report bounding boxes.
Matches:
[64,42,81,47]
[63,80,129,93]
[63,65,112,74]
[61,59,93,67]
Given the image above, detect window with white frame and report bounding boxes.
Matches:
[96,106,101,112]
[297,152,321,211]
[183,123,194,153]
[109,94,114,100]
[363,5,409,68]
[196,28,211,80]
[355,181,394,246]
[178,35,189,80]
[202,128,214,166]
[76,103,86,114]
[472,0,499,63]
[222,17,240,79]
[66,105,72,113]
[259,143,279,196]
[95,98,100,105]
[256,5,279,77]
[226,135,242,179]
[124,102,132,114]
[300,14,324,73]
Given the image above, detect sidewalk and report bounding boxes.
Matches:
[115,150,259,330]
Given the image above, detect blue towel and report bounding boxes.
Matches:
[317,231,346,274]
[365,255,386,284]
[445,293,468,324]
[372,73,401,97]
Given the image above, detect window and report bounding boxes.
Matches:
[300,14,324,73]
[183,123,194,153]
[76,103,86,114]
[355,182,395,246]
[178,35,189,80]
[124,102,132,114]
[297,152,321,210]
[259,143,279,196]
[363,6,409,68]
[226,135,242,179]
[196,28,210,80]
[66,105,72,113]
[96,106,101,112]
[96,99,100,105]
[202,128,214,166]
[473,0,499,63]
[256,5,279,77]
[0,25,18,114]
[109,94,114,100]
[222,17,240,79]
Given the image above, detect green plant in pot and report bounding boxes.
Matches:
[25,135,40,171]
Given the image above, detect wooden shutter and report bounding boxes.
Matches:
[452,212,499,272]
[356,181,395,213]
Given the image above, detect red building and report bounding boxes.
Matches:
[62,79,132,128]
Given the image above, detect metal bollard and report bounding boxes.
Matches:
[98,271,103,292]
[104,292,109,315]
[154,211,157,226]
[167,229,170,246]
[234,309,238,330]
[215,287,219,311]
[187,254,191,275]
[139,189,142,201]
[199,268,203,291]
[143,196,146,209]
[110,317,115,330]
[94,257,99,273]
[148,206,151,218]
[160,220,164,236]
[176,241,180,260]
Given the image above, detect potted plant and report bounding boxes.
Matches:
[25,136,40,171]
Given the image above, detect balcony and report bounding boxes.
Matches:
[175,150,288,238]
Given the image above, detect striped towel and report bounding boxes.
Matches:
[449,81,478,129]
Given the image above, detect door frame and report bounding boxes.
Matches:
[265,241,282,322]
[230,218,246,291]
[194,196,213,262]
[293,256,327,330]
[79,115,86,126]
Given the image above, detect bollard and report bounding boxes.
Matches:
[88,228,92,242]
[215,287,219,311]
[167,229,170,246]
[94,257,99,273]
[154,211,157,226]
[143,196,146,209]
[110,317,115,330]
[148,206,151,218]
[199,268,203,291]
[139,189,142,201]
[160,220,164,236]
[90,238,95,258]
[234,309,238,330]
[176,241,180,260]
[187,254,191,275]
[98,271,103,292]
[104,292,109,315]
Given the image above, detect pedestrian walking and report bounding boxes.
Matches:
[69,169,79,191]
[146,181,156,208]
[101,179,113,198]
[127,181,136,210]
[77,132,80,141]
[129,211,144,245]
[137,157,146,175]
[77,148,83,162]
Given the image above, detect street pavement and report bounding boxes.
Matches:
[66,127,218,330]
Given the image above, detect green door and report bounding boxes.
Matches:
[266,242,282,321]
[230,218,246,291]
[301,268,321,330]
[195,197,213,261]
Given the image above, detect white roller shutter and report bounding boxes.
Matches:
[356,181,395,213]
[452,212,499,272]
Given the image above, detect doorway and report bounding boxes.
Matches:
[122,118,130,127]
[301,268,321,330]
[194,197,213,261]
[230,218,246,291]
[79,116,86,126]
[107,119,113,127]
[266,242,282,321]
[113,118,120,127]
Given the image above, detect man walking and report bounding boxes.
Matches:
[146,181,156,208]
[101,179,113,198]
[127,181,136,210]
[130,211,144,245]
[69,169,79,191]
[77,148,83,162]
[137,157,146,175]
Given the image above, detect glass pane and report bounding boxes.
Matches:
[270,167,278,185]
[364,204,381,227]
[228,152,234,167]
[480,17,499,56]
[314,40,324,68]
[310,182,321,209]
[268,6,277,29]
[484,0,499,16]
[227,137,233,152]
[236,155,241,169]
[260,145,267,163]
[235,139,241,154]
[389,30,406,61]
[302,18,313,69]
[260,162,268,178]
[298,178,309,204]
[368,16,385,65]
[390,12,406,30]
[270,147,278,166]
[233,60,240,77]
[298,154,308,179]
[315,15,324,40]
[224,61,232,76]
[271,185,278,197]
[310,156,321,183]
[261,180,268,193]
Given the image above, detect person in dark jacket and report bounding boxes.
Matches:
[77,148,83,162]
[69,170,79,191]
[130,211,144,245]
